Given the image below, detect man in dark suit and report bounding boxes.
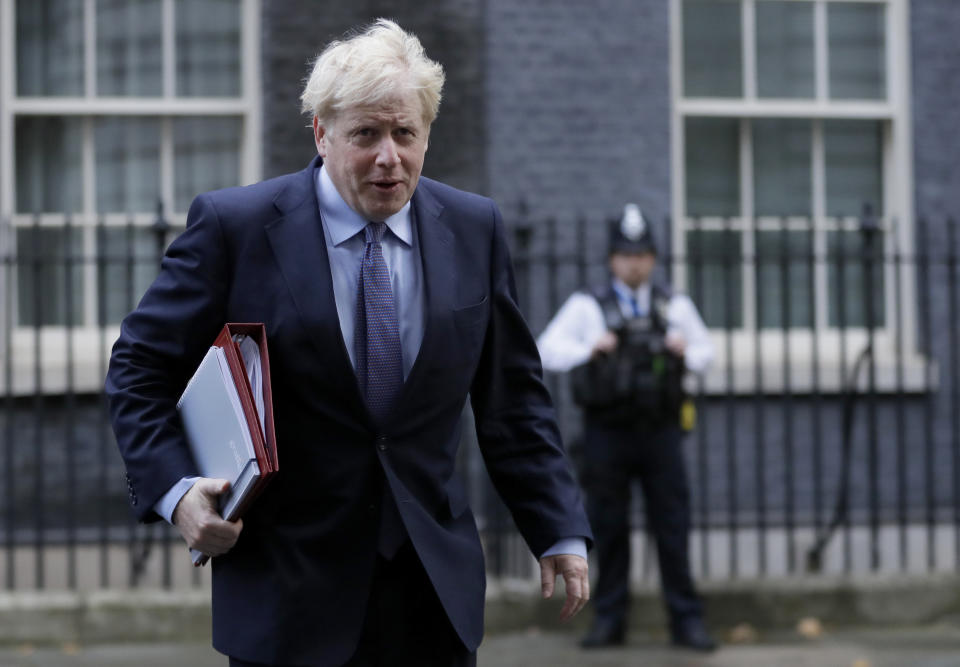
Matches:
[105,19,591,667]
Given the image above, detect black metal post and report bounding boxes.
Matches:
[948,218,959,571]
[836,221,851,573]
[721,217,738,578]
[779,218,795,572]
[64,215,77,589]
[690,218,709,577]
[151,200,175,588]
[809,219,823,565]
[917,216,936,571]
[31,215,45,589]
[752,217,767,576]
[97,217,110,587]
[893,220,907,571]
[4,217,15,590]
[860,204,880,571]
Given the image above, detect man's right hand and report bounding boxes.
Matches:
[591,331,619,357]
[172,478,243,559]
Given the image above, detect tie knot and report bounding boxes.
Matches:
[364,222,387,244]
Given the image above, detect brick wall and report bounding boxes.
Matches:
[912,0,960,219]
[485,0,671,226]
[911,0,960,509]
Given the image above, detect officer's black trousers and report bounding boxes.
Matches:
[581,418,703,631]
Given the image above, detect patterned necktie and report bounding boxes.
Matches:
[355,222,403,423]
[354,222,406,558]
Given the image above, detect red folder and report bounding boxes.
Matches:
[213,322,278,515]
[191,323,278,566]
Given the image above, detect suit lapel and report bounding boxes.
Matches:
[264,157,366,415]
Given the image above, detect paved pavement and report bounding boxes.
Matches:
[1,626,960,666]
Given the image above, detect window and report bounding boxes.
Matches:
[671,0,919,391]
[0,0,261,392]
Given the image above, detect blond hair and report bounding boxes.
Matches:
[300,19,445,126]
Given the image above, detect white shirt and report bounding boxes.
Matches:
[537,278,714,376]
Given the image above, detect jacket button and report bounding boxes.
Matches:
[376,435,388,451]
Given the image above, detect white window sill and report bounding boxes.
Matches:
[3,326,122,395]
[691,330,936,395]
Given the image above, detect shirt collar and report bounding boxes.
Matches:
[315,164,413,247]
[611,277,650,303]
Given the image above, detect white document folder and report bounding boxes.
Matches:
[177,346,261,562]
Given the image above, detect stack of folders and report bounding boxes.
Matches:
[176,323,278,565]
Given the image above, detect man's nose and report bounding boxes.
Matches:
[375,138,400,167]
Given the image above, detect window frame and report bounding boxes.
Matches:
[669,0,925,393]
[0,0,262,394]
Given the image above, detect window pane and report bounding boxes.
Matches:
[825,120,883,218]
[757,1,814,99]
[95,117,161,213]
[16,0,84,96]
[174,117,242,211]
[686,229,743,329]
[827,231,885,328]
[683,0,742,97]
[755,230,813,329]
[753,119,811,217]
[96,0,162,96]
[829,2,886,100]
[15,117,83,214]
[16,226,84,327]
[686,117,740,217]
[101,227,161,323]
[175,0,241,97]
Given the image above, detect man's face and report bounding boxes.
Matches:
[609,251,656,288]
[313,91,429,222]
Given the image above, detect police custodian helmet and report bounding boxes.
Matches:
[609,203,656,256]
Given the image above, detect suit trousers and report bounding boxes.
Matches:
[228,541,475,667]
[580,418,703,631]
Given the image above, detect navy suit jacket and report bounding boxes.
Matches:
[105,156,592,665]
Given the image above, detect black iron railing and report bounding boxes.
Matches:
[0,209,958,588]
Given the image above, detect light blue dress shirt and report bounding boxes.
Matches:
[315,164,425,380]
[154,165,585,561]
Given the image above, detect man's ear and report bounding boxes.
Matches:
[313,116,327,157]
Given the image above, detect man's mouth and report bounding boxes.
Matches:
[372,180,401,192]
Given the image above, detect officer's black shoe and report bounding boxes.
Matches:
[670,616,717,652]
[580,619,626,648]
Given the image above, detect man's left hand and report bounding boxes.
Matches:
[539,554,590,621]
[665,331,686,357]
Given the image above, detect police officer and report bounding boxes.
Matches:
[537,204,716,651]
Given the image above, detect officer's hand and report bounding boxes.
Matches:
[665,331,686,357]
[172,478,243,559]
[540,554,590,621]
[592,331,619,357]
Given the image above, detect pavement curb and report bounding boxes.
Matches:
[484,573,960,636]
[1,575,959,644]
[0,590,211,644]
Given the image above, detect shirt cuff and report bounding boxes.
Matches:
[153,476,200,524]
[540,537,588,560]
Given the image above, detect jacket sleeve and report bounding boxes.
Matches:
[469,202,593,557]
[536,292,606,372]
[104,193,230,521]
